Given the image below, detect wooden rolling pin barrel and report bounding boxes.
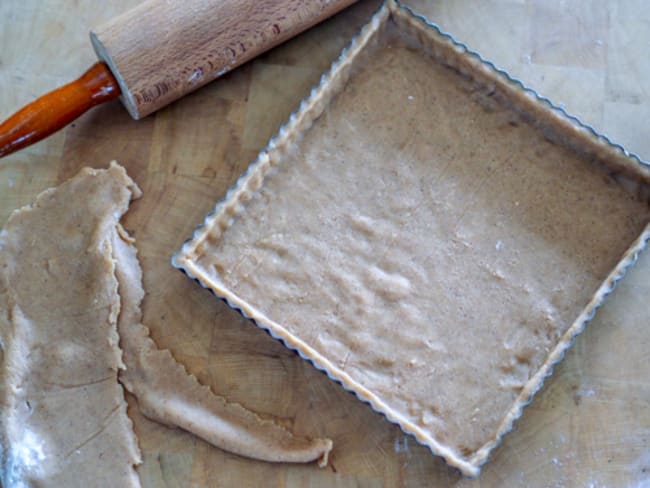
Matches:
[0,0,358,157]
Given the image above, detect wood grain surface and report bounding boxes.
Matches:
[1,1,649,486]
[91,0,358,118]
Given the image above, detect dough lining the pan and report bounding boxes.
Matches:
[174,3,650,476]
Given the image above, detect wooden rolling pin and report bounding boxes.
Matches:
[0,0,358,158]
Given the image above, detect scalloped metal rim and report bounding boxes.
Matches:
[172,0,650,478]
[394,1,650,168]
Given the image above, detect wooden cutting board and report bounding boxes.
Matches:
[1,1,649,486]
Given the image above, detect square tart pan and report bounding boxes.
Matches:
[173,1,650,477]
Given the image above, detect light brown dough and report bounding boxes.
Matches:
[0,161,332,487]
[111,224,332,467]
[0,163,142,487]
[173,4,650,477]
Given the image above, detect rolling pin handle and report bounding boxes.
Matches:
[0,62,120,158]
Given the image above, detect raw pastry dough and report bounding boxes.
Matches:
[0,163,142,487]
[174,4,650,477]
[0,162,332,488]
[112,222,332,467]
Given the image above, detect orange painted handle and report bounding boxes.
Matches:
[0,62,120,158]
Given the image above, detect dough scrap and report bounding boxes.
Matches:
[173,5,650,477]
[0,163,142,487]
[111,224,332,467]
[0,162,332,488]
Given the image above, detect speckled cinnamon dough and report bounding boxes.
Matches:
[0,163,142,487]
[174,8,650,477]
[111,222,332,467]
[0,163,332,487]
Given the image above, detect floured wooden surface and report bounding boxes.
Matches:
[0,164,142,487]
[1,0,650,486]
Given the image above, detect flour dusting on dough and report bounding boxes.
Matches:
[0,163,142,487]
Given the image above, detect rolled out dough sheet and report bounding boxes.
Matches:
[174,3,650,476]
[0,161,333,488]
[0,163,142,487]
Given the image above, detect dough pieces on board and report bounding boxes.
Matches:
[0,162,331,487]
[0,163,142,487]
